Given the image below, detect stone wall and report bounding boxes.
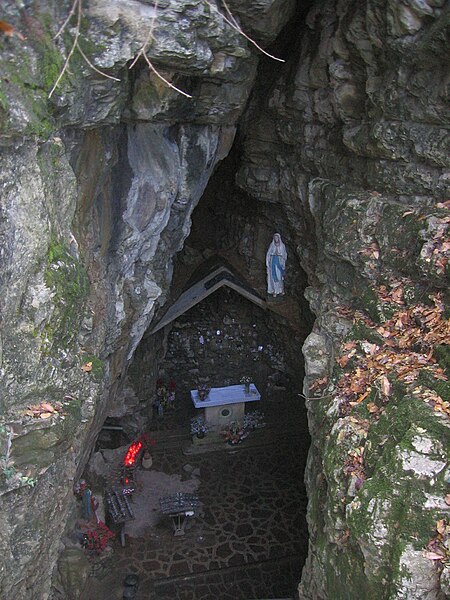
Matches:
[132,286,305,404]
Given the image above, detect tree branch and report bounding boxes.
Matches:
[203,0,285,63]
[129,0,192,99]
[49,0,121,99]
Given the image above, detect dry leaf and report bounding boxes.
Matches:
[379,375,392,397]
[356,389,371,404]
[342,341,357,351]
[81,362,93,373]
[310,376,328,391]
[40,412,53,419]
[367,402,379,414]
[40,402,55,413]
[361,342,378,355]
[0,19,25,40]
[436,519,446,535]
[423,551,444,561]
[337,355,350,368]
[444,494,450,506]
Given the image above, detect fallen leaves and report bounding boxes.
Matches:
[358,242,380,260]
[81,361,93,373]
[22,402,64,419]
[0,19,25,40]
[378,375,392,397]
[310,376,328,393]
[335,284,449,418]
[424,519,450,565]
[343,446,366,487]
[418,209,450,276]
[411,386,450,417]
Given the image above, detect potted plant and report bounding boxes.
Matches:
[190,415,209,439]
[82,521,115,556]
[220,421,249,445]
[155,379,176,414]
[240,375,252,394]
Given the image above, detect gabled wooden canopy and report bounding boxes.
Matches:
[150,260,266,334]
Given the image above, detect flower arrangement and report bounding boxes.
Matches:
[156,379,176,409]
[240,375,252,394]
[83,521,115,555]
[243,410,266,430]
[139,432,156,451]
[190,415,209,436]
[220,421,248,445]
[197,382,211,401]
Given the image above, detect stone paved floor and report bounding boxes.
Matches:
[83,396,309,599]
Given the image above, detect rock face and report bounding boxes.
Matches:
[0,0,448,599]
[0,1,292,598]
[236,0,450,598]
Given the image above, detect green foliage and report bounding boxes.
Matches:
[360,287,382,322]
[433,344,450,377]
[1,464,37,488]
[348,322,383,345]
[418,368,450,400]
[0,84,8,112]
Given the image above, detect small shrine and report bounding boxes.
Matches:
[190,383,261,433]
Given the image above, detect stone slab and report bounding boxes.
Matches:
[190,384,260,408]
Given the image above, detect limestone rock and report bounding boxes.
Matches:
[302,332,331,379]
[0,0,449,598]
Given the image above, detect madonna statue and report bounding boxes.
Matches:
[266,233,287,296]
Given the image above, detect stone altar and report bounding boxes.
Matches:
[190,384,260,432]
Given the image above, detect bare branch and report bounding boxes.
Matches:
[130,1,191,99]
[49,0,121,98]
[143,52,192,98]
[77,45,121,82]
[220,0,240,29]
[203,0,285,63]
[48,0,81,98]
[54,0,79,40]
[129,0,159,69]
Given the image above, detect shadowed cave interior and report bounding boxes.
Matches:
[77,149,315,600]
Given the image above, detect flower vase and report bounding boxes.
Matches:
[196,431,205,439]
[198,387,210,401]
[244,383,250,394]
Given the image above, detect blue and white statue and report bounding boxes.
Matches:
[266,233,287,296]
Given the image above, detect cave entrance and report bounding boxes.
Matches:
[81,148,314,599]
[123,283,310,599]
[111,154,314,598]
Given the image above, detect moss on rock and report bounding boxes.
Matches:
[43,239,89,352]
